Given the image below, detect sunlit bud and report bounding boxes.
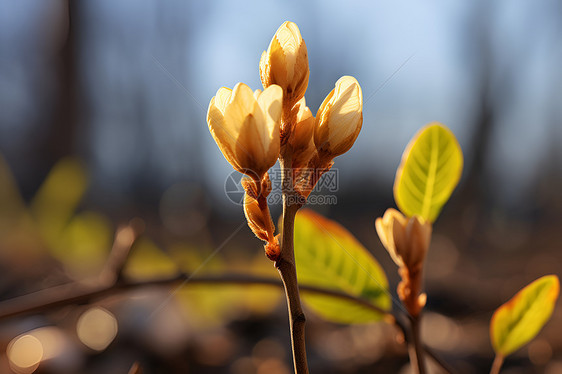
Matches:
[242,174,275,245]
[265,235,281,261]
[375,208,432,270]
[260,172,272,197]
[207,83,282,178]
[314,76,363,158]
[289,97,315,167]
[293,153,333,198]
[241,173,272,200]
[260,21,309,107]
[243,193,272,242]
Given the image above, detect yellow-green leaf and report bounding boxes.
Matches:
[176,283,282,329]
[30,158,88,247]
[123,238,179,280]
[394,123,463,222]
[0,154,42,257]
[294,209,391,324]
[172,249,281,327]
[490,275,560,357]
[52,211,112,278]
[0,154,28,222]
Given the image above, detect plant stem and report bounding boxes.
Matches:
[393,314,456,374]
[409,315,426,374]
[276,156,309,374]
[489,354,504,374]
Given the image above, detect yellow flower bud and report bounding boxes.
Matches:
[289,97,315,167]
[314,76,363,158]
[375,208,432,270]
[207,83,283,177]
[260,21,309,107]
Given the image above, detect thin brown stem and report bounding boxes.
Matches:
[425,348,456,374]
[275,155,309,374]
[393,314,455,374]
[409,315,426,374]
[128,362,142,374]
[489,354,504,374]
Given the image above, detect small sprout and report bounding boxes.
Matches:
[375,208,431,271]
[375,208,431,316]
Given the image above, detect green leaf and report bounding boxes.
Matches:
[30,158,88,247]
[123,238,179,280]
[294,209,391,324]
[53,211,112,278]
[394,123,463,222]
[0,154,28,220]
[172,250,281,328]
[490,275,560,357]
[0,154,42,257]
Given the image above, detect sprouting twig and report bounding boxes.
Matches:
[0,273,385,321]
[276,204,308,374]
[275,151,309,374]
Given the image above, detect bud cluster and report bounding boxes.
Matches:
[207,21,364,260]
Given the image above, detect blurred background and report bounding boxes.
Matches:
[1,0,562,373]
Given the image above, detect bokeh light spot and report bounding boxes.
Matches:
[76,306,118,351]
[7,334,43,373]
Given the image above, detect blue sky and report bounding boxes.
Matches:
[1,0,561,210]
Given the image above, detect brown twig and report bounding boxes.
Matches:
[275,154,309,374]
[0,273,383,322]
[393,313,456,374]
[410,315,427,374]
[128,362,142,374]
[0,221,142,321]
[425,346,457,374]
[99,220,144,284]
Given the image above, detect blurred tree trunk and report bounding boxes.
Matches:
[43,0,77,162]
[456,1,497,249]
